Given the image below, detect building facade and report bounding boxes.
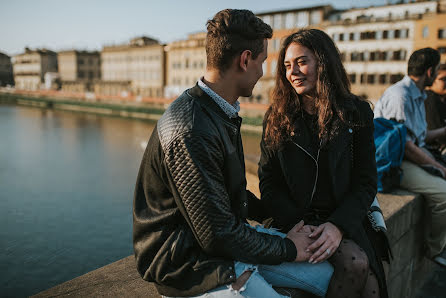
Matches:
[99,36,165,97]
[12,48,57,90]
[325,0,444,103]
[164,32,206,98]
[58,50,101,93]
[0,52,13,87]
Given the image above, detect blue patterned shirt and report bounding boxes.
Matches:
[197,78,240,119]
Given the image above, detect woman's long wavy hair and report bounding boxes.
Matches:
[265,29,354,149]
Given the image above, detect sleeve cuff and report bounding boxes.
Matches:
[284,238,297,262]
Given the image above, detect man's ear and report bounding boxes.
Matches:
[239,50,251,71]
[427,66,433,78]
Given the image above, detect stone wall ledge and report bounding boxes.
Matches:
[33,191,436,298]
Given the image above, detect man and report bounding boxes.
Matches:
[133,9,333,297]
[425,63,446,152]
[374,48,446,267]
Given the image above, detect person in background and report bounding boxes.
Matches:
[374,48,446,268]
[425,63,446,154]
[133,9,333,298]
[258,28,389,298]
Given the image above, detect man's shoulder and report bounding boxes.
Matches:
[381,80,412,102]
[157,88,219,150]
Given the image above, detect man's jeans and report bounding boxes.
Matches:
[165,225,333,297]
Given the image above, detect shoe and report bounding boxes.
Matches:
[433,249,446,267]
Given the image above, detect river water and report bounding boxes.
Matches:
[0,104,261,297]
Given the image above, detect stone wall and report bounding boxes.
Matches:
[33,175,437,298]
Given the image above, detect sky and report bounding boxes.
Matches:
[1,0,390,56]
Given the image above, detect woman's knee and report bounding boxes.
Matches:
[335,240,369,276]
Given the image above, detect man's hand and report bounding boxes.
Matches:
[286,221,314,262]
[405,141,446,179]
[306,222,343,264]
[298,224,317,233]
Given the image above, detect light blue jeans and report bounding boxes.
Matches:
[164,225,333,297]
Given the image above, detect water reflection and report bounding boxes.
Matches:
[0,104,262,297]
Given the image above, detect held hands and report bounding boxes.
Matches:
[305,222,343,264]
[286,221,314,262]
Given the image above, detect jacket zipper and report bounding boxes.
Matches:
[291,139,322,207]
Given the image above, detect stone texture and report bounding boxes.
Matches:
[34,180,439,298]
[32,256,159,298]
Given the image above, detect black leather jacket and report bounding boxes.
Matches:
[133,84,296,297]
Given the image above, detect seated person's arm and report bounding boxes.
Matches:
[404,140,446,177]
[165,131,297,264]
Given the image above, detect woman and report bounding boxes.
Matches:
[259,29,389,297]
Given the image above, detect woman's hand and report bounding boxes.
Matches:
[297,224,317,233]
[306,222,343,264]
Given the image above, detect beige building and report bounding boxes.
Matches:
[98,36,165,97]
[164,32,206,98]
[58,50,101,93]
[0,52,13,86]
[12,48,57,90]
[325,0,444,103]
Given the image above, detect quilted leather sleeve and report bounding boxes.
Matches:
[163,130,295,265]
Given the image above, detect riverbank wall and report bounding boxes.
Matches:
[0,91,266,133]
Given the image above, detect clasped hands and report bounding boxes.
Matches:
[286,220,343,263]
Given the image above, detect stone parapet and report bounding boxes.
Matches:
[33,184,436,298]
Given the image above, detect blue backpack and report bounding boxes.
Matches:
[373,118,407,192]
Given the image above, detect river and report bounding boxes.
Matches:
[0,104,262,297]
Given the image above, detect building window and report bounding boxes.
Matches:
[367,74,375,84]
[394,29,400,39]
[401,28,409,38]
[274,39,280,51]
[340,52,346,62]
[438,28,446,39]
[379,74,387,84]
[349,32,355,41]
[376,31,382,40]
[310,11,321,25]
[383,30,389,39]
[332,33,339,42]
[349,73,356,84]
[271,60,277,75]
[296,11,309,27]
[438,47,446,54]
[339,33,344,41]
[273,14,283,29]
[262,15,272,26]
[388,30,395,39]
[360,74,366,84]
[390,74,404,84]
[285,12,295,29]
[422,26,429,38]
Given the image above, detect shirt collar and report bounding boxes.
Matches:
[403,75,427,101]
[197,77,240,119]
